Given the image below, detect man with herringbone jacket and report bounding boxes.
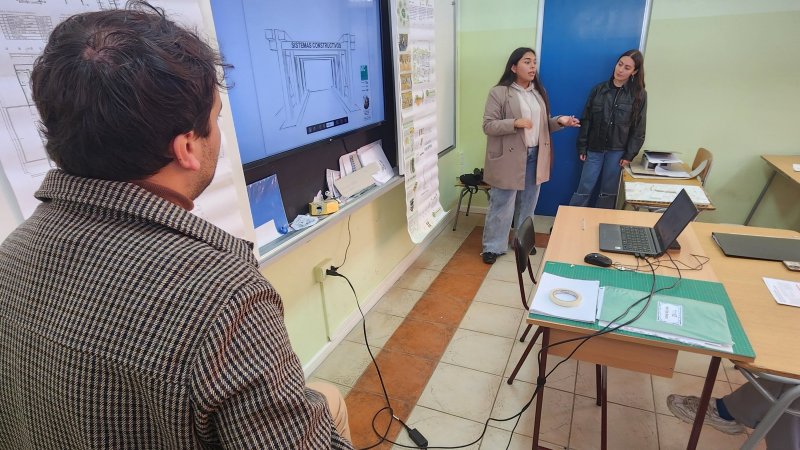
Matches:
[0,2,351,448]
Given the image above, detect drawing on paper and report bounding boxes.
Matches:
[0,53,53,176]
[0,13,52,40]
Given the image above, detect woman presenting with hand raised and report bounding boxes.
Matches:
[481,47,579,265]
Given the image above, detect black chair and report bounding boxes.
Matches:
[506,216,541,384]
[506,217,604,409]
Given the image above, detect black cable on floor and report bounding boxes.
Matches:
[330,255,685,449]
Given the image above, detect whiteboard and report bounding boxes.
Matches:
[391,0,456,164]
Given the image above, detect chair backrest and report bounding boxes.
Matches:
[692,147,713,186]
[513,216,537,309]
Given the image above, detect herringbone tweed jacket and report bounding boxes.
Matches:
[0,170,351,449]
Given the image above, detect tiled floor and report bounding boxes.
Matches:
[310,213,766,449]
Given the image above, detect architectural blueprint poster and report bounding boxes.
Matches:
[395,0,444,243]
[0,0,247,239]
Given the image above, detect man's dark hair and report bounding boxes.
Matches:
[31,1,226,181]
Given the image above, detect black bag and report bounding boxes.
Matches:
[459,168,484,187]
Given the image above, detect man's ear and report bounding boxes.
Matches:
[171,131,201,171]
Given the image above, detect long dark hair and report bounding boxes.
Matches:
[496,47,550,116]
[613,49,645,121]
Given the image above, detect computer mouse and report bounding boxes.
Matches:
[584,252,612,267]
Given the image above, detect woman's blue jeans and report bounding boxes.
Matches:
[482,147,540,255]
[569,150,624,209]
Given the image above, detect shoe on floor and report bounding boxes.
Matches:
[666,394,745,435]
[482,252,498,264]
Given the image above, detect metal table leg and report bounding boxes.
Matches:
[744,171,777,225]
[532,328,550,450]
[687,356,721,449]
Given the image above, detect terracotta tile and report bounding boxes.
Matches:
[352,349,437,404]
[383,317,456,360]
[441,251,492,277]
[534,232,550,248]
[344,389,413,449]
[426,271,485,301]
[406,291,472,328]
[460,227,484,252]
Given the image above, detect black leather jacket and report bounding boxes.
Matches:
[576,80,647,161]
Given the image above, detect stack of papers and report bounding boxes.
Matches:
[627,160,707,180]
[625,182,711,205]
[529,273,600,323]
[644,151,682,165]
[597,286,733,351]
[654,164,691,178]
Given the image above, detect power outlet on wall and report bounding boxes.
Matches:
[314,258,332,283]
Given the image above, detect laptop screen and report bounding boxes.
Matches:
[653,189,700,249]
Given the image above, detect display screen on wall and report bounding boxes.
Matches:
[210,0,386,165]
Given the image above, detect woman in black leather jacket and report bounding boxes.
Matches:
[569,49,646,209]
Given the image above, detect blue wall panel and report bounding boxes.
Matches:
[536,0,647,216]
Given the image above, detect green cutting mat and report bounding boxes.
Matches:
[530,261,755,359]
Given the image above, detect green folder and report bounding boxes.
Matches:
[530,261,755,359]
[599,286,733,348]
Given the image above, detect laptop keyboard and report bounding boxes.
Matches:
[620,226,656,254]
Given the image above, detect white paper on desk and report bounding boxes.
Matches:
[655,164,690,178]
[625,182,711,205]
[793,164,800,172]
[530,273,600,323]
[763,277,800,307]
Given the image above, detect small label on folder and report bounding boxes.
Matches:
[657,302,683,326]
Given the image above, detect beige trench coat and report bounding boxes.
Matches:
[482,85,563,190]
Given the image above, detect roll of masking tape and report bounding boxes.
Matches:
[549,288,582,308]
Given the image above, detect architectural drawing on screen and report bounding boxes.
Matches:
[264,29,361,132]
[1,54,53,176]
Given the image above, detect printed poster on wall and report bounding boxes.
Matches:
[0,0,247,240]
[396,0,444,243]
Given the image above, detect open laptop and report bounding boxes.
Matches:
[599,189,699,257]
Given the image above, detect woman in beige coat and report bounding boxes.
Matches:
[481,47,579,264]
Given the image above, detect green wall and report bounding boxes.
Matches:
[456,0,799,230]
[646,2,800,229]
[457,0,540,180]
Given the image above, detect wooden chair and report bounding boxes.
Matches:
[692,147,713,186]
[506,217,604,400]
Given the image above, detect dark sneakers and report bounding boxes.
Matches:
[482,252,499,264]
